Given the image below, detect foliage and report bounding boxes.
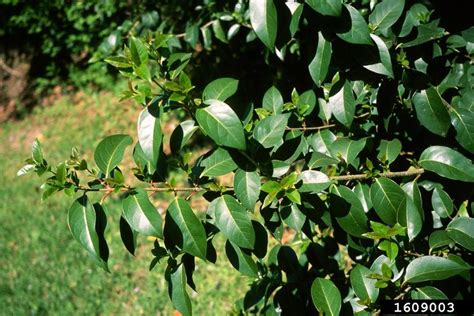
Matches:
[20,0,474,315]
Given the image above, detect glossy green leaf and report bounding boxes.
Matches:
[370,178,406,226]
[350,265,379,303]
[165,198,207,260]
[253,114,289,148]
[234,169,261,211]
[419,146,474,182]
[332,185,369,237]
[137,106,162,166]
[432,188,453,218]
[412,88,450,136]
[377,139,402,164]
[336,5,372,45]
[400,181,423,241]
[263,86,284,114]
[196,100,246,150]
[94,134,133,176]
[309,32,332,86]
[309,130,337,155]
[104,56,132,68]
[169,264,192,316]
[122,189,163,238]
[402,21,445,48]
[311,278,341,316]
[447,217,474,251]
[170,120,199,154]
[298,170,331,193]
[378,240,398,261]
[249,0,278,50]
[404,256,471,283]
[208,195,255,249]
[225,241,258,278]
[354,183,372,214]
[369,0,405,34]
[429,230,452,250]
[288,2,303,37]
[200,148,237,177]
[68,196,108,270]
[328,81,355,126]
[450,106,474,154]
[329,137,366,166]
[307,152,338,169]
[411,286,448,300]
[202,78,239,102]
[17,164,35,176]
[369,34,394,78]
[305,0,342,17]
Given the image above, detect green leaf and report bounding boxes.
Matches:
[309,32,332,86]
[297,170,331,193]
[370,178,406,226]
[94,134,133,176]
[137,106,162,167]
[249,0,278,50]
[336,5,372,45]
[411,286,448,300]
[400,181,423,241]
[104,56,132,68]
[329,137,366,167]
[225,241,258,278]
[170,120,199,154]
[378,240,398,261]
[328,80,355,126]
[377,139,402,164]
[429,230,452,250]
[263,86,284,114]
[202,78,239,102]
[17,164,36,176]
[165,198,207,260]
[402,21,445,48]
[309,130,337,155]
[208,195,255,249]
[234,169,261,211]
[307,152,339,169]
[450,106,474,154]
[196,100,246,150]
[447,217,474,251]
[32,138,43,164]
[331,186,369,237]
[369,34,394,78]
[169,264,192,316]
[253,114,289,148]
[350,265,379,303]
[419,146,474,182]
[369,0,405,34]
[432,188,454,218]
[129,37,148,66]
[122,189,163,238]
[404,256,471,283]
[412,88,450,137]
[200,148,237,178]
[311,278,342,316]
[280,203,306,231]
[68,196,108,271]
[119,216,138,256]
[354,183,372,214]
[305,0,342,17]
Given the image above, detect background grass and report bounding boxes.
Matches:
[0,88,248,315]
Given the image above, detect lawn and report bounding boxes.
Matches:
[0,88,247,315]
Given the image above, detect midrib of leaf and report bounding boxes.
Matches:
[372,5,394,30]
[321,284,336,316]
[211,81,234,100]
[81,202,95,255]
[451,108,474,144]
[376,180,398,214]
[407,264,466,281]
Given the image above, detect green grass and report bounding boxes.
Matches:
[0,89,247,315]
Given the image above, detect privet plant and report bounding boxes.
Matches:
[19,0,473,314]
